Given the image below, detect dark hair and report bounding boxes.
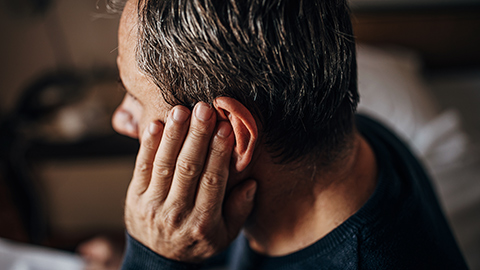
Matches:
[112,0,359,165]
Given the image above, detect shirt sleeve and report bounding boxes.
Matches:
[121,233,201,270]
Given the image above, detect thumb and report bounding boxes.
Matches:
[224,180,257,239]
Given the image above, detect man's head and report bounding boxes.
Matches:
[112,0,358,166]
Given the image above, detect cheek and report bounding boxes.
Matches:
[112,97,142,139]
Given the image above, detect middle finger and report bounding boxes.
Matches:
[164,102,216,210]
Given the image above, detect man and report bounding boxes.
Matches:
[110,0,468,269]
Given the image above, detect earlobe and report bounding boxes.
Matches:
[213,97,258,172]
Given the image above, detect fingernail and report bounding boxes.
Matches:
[195,102,213,121]
[246,183,256,201]
[173,107,189,123]
[217,122,232,138]
[149,122,161,135]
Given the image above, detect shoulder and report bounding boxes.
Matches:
[354,114,468,269]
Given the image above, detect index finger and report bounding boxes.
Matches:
[146,106,191,201]
[130,121,163,195]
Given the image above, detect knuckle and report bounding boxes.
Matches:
[127,200,157,225]
[189,125,212,139]
[209,144,231,158]
[190,222,210,240]
[164,214,182,229]
[153,162,175,178]
[195,203,216,219]
[163,128,183,142]
[200,171,224,191]
[176,159,202,178]
[143,201,159,219]
[135,162,152,175]
[142,137,157,150]
[162,205,187,228]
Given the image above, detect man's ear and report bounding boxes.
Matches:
[213,97,258,172]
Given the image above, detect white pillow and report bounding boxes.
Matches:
[356,44,480,268]
[356,44,468,173]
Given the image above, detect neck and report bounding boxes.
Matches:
[244,133,378,256]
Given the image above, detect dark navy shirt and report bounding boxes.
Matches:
[121,115,468,270]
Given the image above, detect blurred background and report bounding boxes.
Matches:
[0,0,479,269]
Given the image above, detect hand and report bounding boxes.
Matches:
[124,102,257,263]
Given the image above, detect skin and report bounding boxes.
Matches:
[112,0,378,262]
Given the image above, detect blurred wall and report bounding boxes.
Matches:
[0,0,119,114]
[349,0,480,10]
[0,0,127,241]
[350,0,480,68]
